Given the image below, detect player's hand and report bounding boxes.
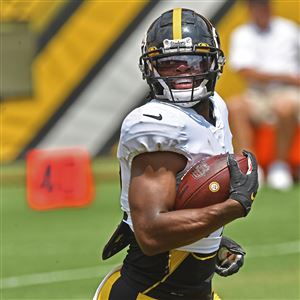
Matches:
[227,150,259,216]
[215,236,245,277]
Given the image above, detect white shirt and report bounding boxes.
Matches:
[117,92,233,253]
[229,17,300,88]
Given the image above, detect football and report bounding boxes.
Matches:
[175,154,249,210]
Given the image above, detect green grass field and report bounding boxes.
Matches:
[1,158,300,300]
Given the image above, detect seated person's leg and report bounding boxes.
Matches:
[228,90,268,185]
[267,87,299,190]
[227,94,255,154]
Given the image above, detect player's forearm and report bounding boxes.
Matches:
[134,199,244,256]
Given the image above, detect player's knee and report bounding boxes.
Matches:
[273,99,297,119]
[227,96,247,115]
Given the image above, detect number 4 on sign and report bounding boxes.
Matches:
[26,148,95,210]
[40,165,53,192]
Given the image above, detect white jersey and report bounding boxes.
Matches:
[117,92,234,253]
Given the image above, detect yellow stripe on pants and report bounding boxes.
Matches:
[97,271,121,300]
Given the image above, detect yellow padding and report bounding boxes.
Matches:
[172,8,182,39]
[1,0,40,21]
[0,0,66,33]
[1,0,148,162]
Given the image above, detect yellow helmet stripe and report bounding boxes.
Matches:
[172,8,182,39]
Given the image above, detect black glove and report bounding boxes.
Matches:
[227,150,259,216]
[215,236,246,277]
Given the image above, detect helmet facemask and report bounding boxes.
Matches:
[141,51,221,107]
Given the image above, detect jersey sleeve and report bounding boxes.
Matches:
[213,93,234,154]
[117,107,190,164]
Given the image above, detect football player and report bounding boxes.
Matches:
[93,8,258,300]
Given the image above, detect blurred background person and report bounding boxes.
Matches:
[227,0,300,191]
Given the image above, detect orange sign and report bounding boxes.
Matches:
[26,148,95,210]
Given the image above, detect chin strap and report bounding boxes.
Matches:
[155,91,214,108]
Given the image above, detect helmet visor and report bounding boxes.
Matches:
[152,55,213,90]
[153,55,213,77]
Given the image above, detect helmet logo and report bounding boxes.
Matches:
[147,46,159,57]
[163,37,193,50]
[196,43,210,53]
[191,161,210,179]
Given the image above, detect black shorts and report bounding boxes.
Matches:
[93,267,222,300]
[96,222,221,300]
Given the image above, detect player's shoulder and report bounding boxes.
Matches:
[128,99,183,117]
[232,16,298,36]
[272,16,299,33]
[121,100,185,131]
[231,22,254,39]
[273,16,298,28]
[118,100,189,160]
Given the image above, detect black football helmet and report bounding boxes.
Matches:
[139,8,225,107]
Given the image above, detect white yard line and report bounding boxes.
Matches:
[246,240,300,257]
[1,240,299,289]
[0,264,114,290]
